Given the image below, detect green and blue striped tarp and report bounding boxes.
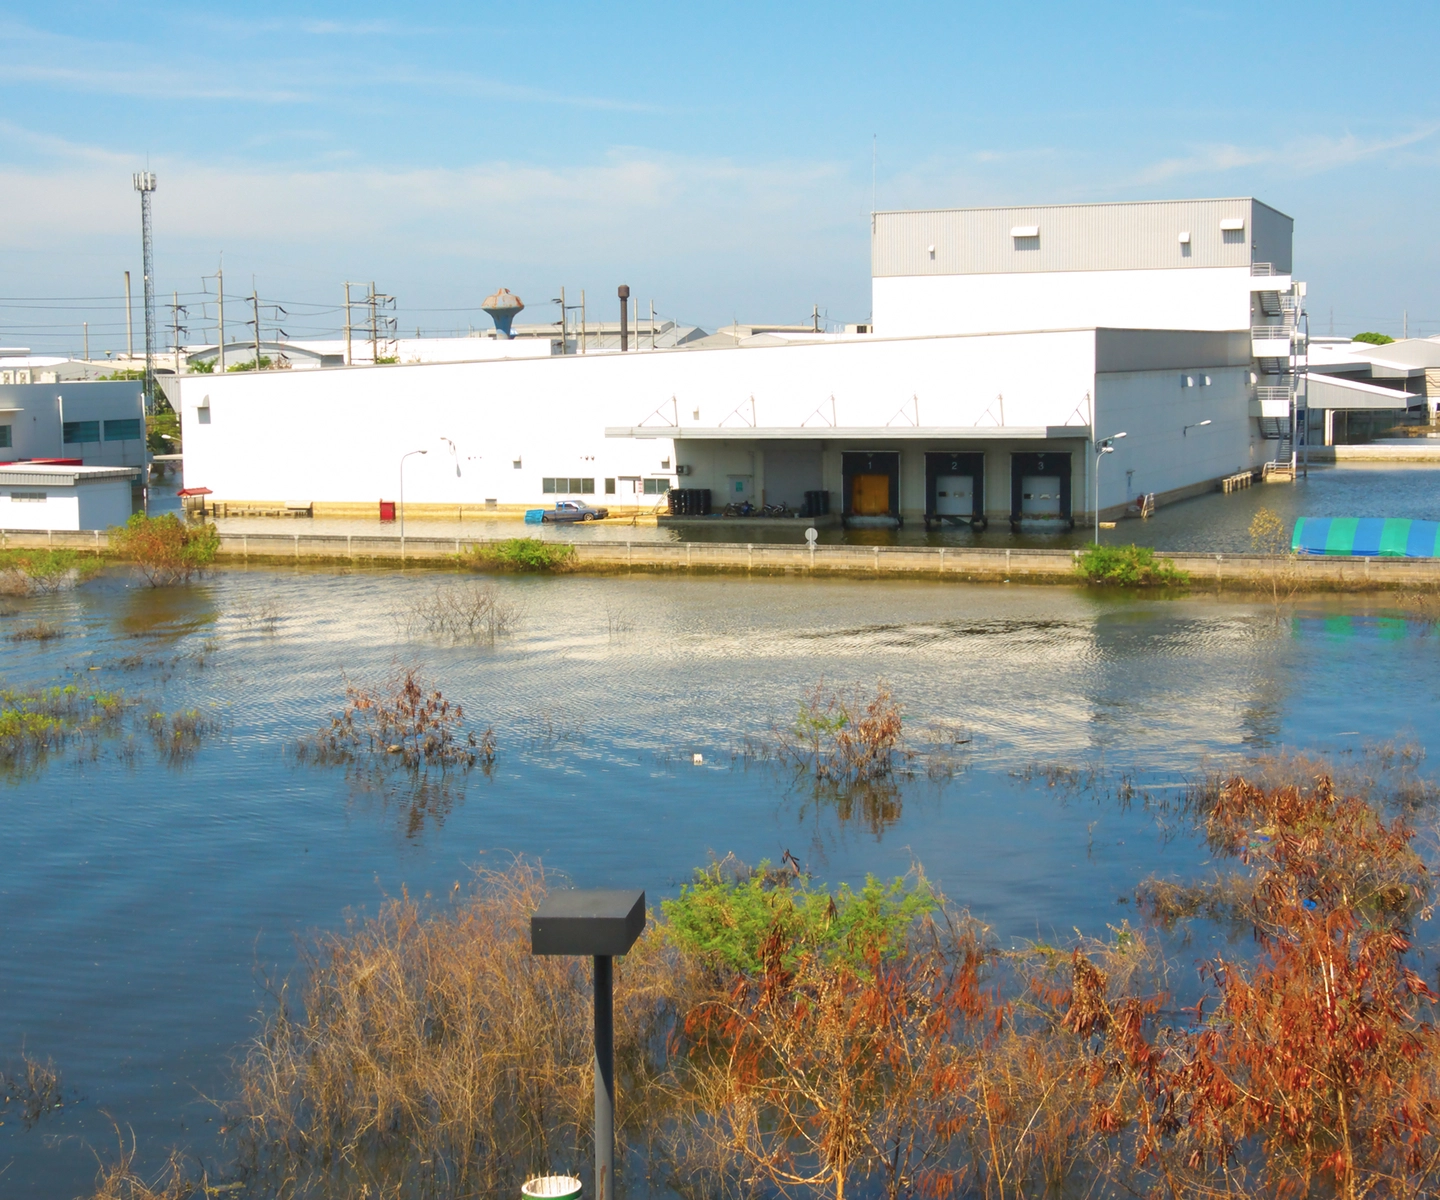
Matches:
[1292,517,1440,557]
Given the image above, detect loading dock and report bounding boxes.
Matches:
[1010,451,1073,531]
[841,451,900,524]
[924,451,986,530]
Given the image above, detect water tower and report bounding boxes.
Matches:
[482,287,524,339]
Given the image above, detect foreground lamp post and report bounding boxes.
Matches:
[1093,431,1127,543]
[1183,418,1212,437]
[531,889,646,1200]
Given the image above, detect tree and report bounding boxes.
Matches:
[1353,331,1396,345]
[108,513,219,585]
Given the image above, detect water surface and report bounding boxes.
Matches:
[1,567,1437,1192]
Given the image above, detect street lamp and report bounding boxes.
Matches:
[532,889,647,1200]
[1183,419,1212,437]
[439,436,462,477]
[1094,431,1127,543]
[399,449,428,540]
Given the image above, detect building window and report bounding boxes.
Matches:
[63,420,100,444]
[543,477,596,495]
[0,425,10,449]
[643,478,670,495]
[605,478,616,494]
[9,490,46,502]
[104,418,142,441]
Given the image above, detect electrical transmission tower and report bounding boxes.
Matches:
[133,172,158,412]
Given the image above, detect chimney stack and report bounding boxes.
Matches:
[617,284,630,351]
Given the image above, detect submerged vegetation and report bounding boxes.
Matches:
[144,707,226,766]
[391,581,521,643]
[1075,542,1188,586]
[299,667,494,772]
[460,537,575,573]
[0,682,129,776]
[176,765,1440,1200]
[0,1051,66,1130]
[108,513,220,586]
[0,548,103,596]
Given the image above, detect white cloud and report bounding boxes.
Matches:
[1130,124,1440,186]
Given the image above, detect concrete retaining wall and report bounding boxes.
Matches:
[7,527,1440,590]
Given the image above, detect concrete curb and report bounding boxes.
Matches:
[7,528,1440,591]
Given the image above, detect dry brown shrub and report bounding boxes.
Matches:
[6,619,66,642]
[1,1049,64,1128]
[299,667,494,772]
[87,1134,206,1200]
[232,860,694,1198]
[392,582,521,644]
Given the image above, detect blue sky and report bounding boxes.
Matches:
[2,1,1438,353]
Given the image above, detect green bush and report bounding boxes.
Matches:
[1075,542,1188,587]
[662,860,937,974]
[0,549,102,595]
[109,513,220,585]
[1353,331,1395,345]
[460,538,574,573]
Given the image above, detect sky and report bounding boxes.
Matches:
[2,1,1438,355]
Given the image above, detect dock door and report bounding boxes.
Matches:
[1009,451,1073,530]
[841,451,900,523]
[924,452,985,530]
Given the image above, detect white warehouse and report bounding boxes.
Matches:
[173,197,1304,528]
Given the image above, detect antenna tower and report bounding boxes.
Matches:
[133,172,158,412]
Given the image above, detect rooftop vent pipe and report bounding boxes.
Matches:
[617,284,630,351]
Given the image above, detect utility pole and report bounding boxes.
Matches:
[581,289,587,354]
[650,300,655,349]
[558,286,567,354]
[171,291,185,375]
[369,281,377,364]
[124,271,134,360]
[133,171,157,413]
[812,303,820,332]
[83,322,89,362]
[1404,310,1408,340]
[217,266,226,373]
[252,290,261,369]
[343,281,352,365]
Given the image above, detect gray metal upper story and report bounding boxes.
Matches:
[872,198,1293,278]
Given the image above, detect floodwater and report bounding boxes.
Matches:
[1,566,1439,1193]
[187,462,1440,553]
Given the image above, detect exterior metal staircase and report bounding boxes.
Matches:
[1251,274,1308,478]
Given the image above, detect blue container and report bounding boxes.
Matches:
[524,509,546,524]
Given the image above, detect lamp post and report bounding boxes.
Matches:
[1093,431,1127,543]
[439,437,462,477]
[399,448,428,543]
[1183,419,1212,437]
[532,890,647,1200]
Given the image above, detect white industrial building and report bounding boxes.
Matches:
[172,197,1309,527]
[0,463,141,531]
[0,379,149,467]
